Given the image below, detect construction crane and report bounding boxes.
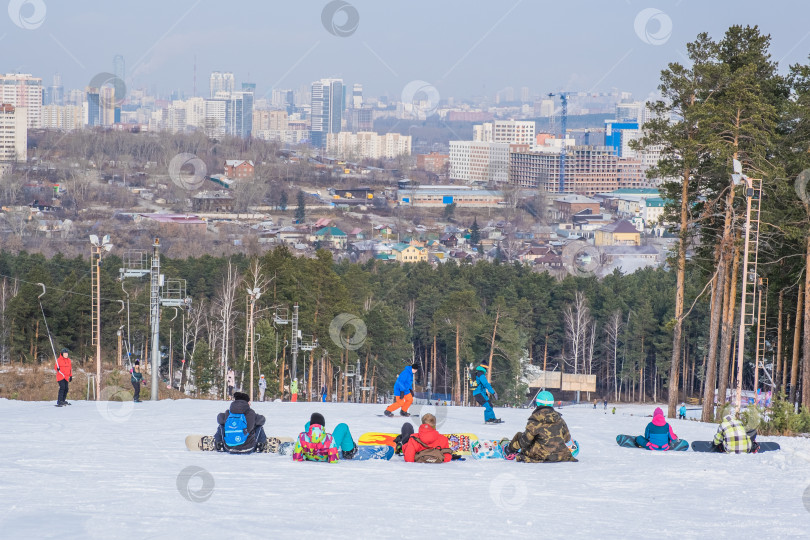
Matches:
[548,92,571,193]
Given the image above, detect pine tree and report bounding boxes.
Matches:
[295,190,306,223]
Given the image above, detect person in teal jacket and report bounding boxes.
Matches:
[678,403,687,420]
[635,407,687,451]
[472,364,501,423]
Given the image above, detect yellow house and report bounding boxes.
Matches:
[594,220,641,247]
[392,243,428,263]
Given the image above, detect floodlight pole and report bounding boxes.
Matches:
[150,238,161,401]
[735,179,753,414]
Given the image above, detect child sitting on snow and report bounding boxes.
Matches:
[634,407,687,451]
[506,390,577,463]
[399,413,453,463]
[293,412,357,462]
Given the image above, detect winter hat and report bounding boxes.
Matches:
[536,390,554,407]
[652,407,666,426]
[61,348,69,354]
[310,412,326,427]
[260,374,265,378]
[233,391,250,402]
[411,364,420,371]
[134,360,140,366]
[476,364,488,372]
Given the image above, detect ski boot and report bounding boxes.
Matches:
[383,410,394,417]
[55,401,64,407]
[399,410,410,417]
[341,446,358,460]
[485,418,504,424]
[198,436,218,452]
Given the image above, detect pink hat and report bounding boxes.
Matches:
[652,407,666,426]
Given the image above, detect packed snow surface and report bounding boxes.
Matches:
[1,398,809,539]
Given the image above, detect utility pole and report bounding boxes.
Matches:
[149,238,161,400]
[291,303,299,384]
[246,287,261,401]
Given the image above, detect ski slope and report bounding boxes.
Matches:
[1,398,809,538]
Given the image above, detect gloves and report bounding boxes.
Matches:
[399,391,404,399]
[492,392,498,401]
[69,376,73,382]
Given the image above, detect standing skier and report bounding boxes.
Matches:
[131,360,143,402]
[226,368,235,397]
[384,364,418,417]
[678,403,687,420]
[472,364,501,424]
[290,378,299,402]
[258,374,267,402]
[321,384,327,403]
[55,348,73,407]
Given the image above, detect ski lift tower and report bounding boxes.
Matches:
[732,160,763,413]
[119,239,191,401]
[90,234,113,401]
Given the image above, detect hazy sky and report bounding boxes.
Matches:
[3,0,810,102]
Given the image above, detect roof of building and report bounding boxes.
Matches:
[314,226,346,237]
[599,220,639,234]
[391,242,424,252]
[605,188,660,196]
[193,190,233,200]
[138,213,206,224]
[643,197,666,207]
[225,159,254,167]
[600,245,659,255]
[555,195,599,204]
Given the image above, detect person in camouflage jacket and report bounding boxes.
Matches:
[507,391,577,463]
[712,414,755,454]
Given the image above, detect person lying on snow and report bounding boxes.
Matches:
[635,407,687,451]
[214,391,267,454]
[397,413,454,463]
[712,413,759,454]
[506,390,577,463]
[293,412,357,462]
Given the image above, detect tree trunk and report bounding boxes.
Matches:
[702,258,726,422]
[486,308,499,383]
[790,285,803,403]
[342,348,348,403]
[668,162,691,417]
[307,349,314,402]
[279,344,286,395]
[776,289,784,393]
[802,235,810,407]
[455,323,461,404]
[718,241,741,408]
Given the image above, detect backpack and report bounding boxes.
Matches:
[468,373,479,390]
[411,436,453,463]
[223,412,249,447]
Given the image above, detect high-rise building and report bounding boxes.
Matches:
[326,131,411,160]
[0,74,43,128]
[44,74,63,106]
[473,120,535,145]
[86,89,100,127]
[209,72,235,98]
[0,104,27,162]
[42,104,83,131]
[352,83,363,108]
[449,141,510,184]
[113,55,126,83]
[204,99,226,138]
[225,92,253,138]
[311,78,343,148]
[242,82,256,93]
[520,87,530,103]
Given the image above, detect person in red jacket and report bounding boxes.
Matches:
[402,413,453,463]
[55,348,73,407]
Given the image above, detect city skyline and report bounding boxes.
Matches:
[3,0,809,102]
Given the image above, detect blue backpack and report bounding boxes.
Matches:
[223,412,249,446]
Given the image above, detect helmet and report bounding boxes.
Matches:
[61,348,69,354]
[536,390,554,407]
[260,374,265,378]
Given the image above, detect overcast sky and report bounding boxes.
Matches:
[3,0,810,102]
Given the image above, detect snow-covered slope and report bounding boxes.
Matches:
[1,398,808,539]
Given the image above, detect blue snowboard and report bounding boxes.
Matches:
[353,445,395,461]
[616,434,689,451]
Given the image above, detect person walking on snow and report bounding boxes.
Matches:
[131,360,143,402]
[472,363,501,424]
[634,407,687,451]
[55,348,73,407]
[384,364,418,417]
[290,378,299,402]
[226,367,235,397]
[678,403,687,420]
[321,384,327,403]
[258,374,267,402]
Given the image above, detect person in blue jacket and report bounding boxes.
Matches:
[678,403,687,420]
[384,364,419,417]
[472,363,501,424]
[634,407,687,451]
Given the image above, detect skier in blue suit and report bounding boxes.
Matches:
[384,364,418,417]
[472,364,501,424]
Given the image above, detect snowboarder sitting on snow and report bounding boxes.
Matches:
[214,391,267,454]
[678,403,687,420]
[293,412,357,462]
[635,407,685,451]
[711,413,759,454]
[384,364,418,417]
[506,390,577,463]
[472,363,501,424]
[55,348,73,407]
[398,413,453,463]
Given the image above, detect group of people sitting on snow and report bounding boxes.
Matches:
[207,387,763,461]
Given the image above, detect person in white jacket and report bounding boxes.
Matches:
[258,374,267,402]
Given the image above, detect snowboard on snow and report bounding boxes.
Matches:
[358,432,479,455]
[616,434,689,451]
[352,445,395,461]
[376,414,420,418]
[690,440,780,453]
[471,439,515,460]
[185,434,294,453]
